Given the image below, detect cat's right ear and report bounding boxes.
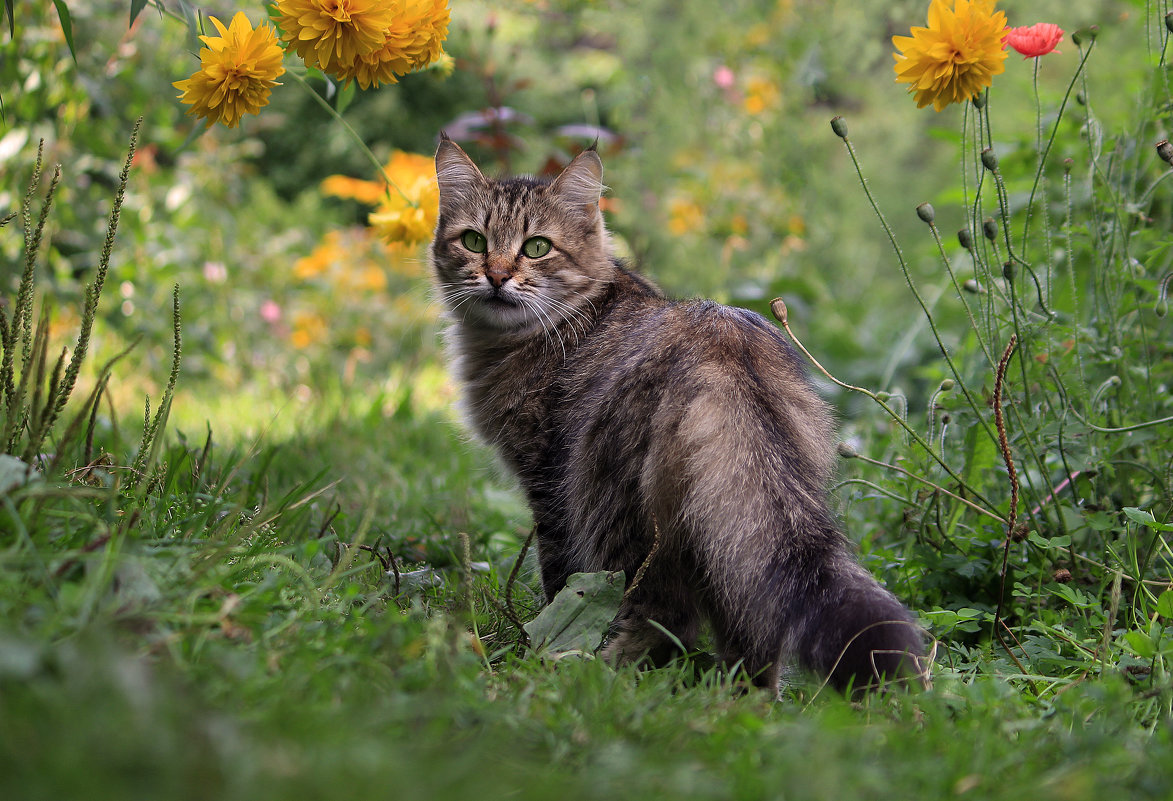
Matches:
[435,134,488,214]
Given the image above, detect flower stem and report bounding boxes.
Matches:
[836,130,999,449]
[286,69,416,207]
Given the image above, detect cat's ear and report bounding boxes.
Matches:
[550,148,605,214]
[435,134,488,212]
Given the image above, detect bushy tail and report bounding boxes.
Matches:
[793,559,926,694]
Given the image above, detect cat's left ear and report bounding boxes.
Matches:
[435,134,489,214]
[550,148,605,215]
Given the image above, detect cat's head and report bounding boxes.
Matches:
[430,135,615,332]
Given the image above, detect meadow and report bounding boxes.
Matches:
[2,0,1173,798]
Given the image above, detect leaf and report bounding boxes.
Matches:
[1157,590,1173,620]
[4,0,13,39]
[130,0,149,27]
[0,454,32,497]
[50,0,77,64]
[335,80,356,115]
[1123,630,1156,659]
[1123,507,1173,532]
[524,571,624,656]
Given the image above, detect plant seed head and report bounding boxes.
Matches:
[1053,568,1073,583]
[980,147,998,172]
[1010,523,1030,543]
[769,297,788,325]
[1063,157,1073,175]
[972,90,986,110]
[1157,139,1173,165]
[940,413,951,424]
[963,278,983,294]
[1002,261,1016,281]
[982,218,998,242]
[957,228,973,251]
[830,116,848,139]
[939,379,954,391]
[836,441,858,459]
[1167,12,1173,34]
[915,202,935,223]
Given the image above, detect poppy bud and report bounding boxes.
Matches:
[963,279,984,294]
[1063,157,1073,175]
[939,379,954,391]
[769,297,788,325]
[836,441,858,459]
[972,90,986,110]
[1157,139,1173,165]
[958,228,973,251]
[916,202,935,223]
[981,147,998,172]
[830,116,848,139]
[1002,261,1016,281]
[1167,12,1173,34]
[982,218,998,242]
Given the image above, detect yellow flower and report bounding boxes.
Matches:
[271,0,397,73]
[334,0,450,88]
[667,197,704,235]
[291,311,329,349]
[367,151,439,245]
[743,75,780,116]
[173,13,285,129]
[892,0,1008,112]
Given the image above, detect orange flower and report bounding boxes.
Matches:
[1005,23,1064,58]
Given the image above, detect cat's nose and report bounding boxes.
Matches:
[486,263,511,288]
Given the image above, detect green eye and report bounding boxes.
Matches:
[522,237,552,258]
[461,230,487,253]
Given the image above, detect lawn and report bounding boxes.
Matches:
[3,0,1173,798]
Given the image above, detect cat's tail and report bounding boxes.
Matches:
[786,554,927,694]
[691,500,926,693]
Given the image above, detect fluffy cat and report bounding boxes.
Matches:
[429,134,924,692]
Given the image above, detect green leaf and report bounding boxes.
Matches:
[1157,590,1173,620]
[1123,507,1173,532]
[4,0,13,39]
[335,80,356,115]
[51,0,77,63]
[524,571,624,656]
[962,424,998,492]
[1124,630,1156,659]
[130,0,150,28]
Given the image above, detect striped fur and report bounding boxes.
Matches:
[429,136,923,693]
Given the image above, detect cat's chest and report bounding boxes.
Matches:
[455,338,564,465]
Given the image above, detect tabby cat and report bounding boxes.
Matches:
[429,134,924,692]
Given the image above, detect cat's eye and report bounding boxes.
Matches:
[461,230,487,253]
[522,236,552,259]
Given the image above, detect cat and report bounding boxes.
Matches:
[429,133,925,693]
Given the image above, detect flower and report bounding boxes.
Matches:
[173,13,285,128]
[363,151,439,245]
[1005,23,1064,58]
[334,0,450,88]
[271,0,397,73]
[892,0,1009,112]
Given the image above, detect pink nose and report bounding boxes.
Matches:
[486,264,511,288]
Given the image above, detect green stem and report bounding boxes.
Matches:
[286,69,416,207]
[837,132,1000,450]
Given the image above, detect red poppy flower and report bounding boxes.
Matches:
[1005,23,1065,58]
